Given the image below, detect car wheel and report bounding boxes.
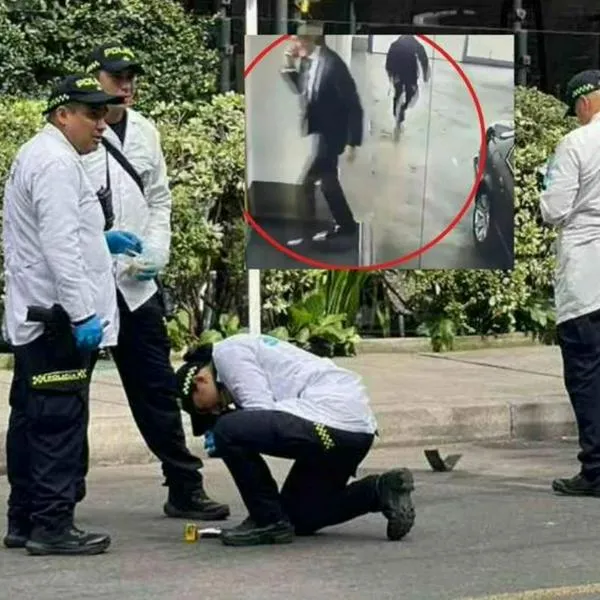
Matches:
[472,188,492,246]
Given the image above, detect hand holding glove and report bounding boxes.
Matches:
[133,262,160,281]
[73,315,104,351]
[105,231,143,256]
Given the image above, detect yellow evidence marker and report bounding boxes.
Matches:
[184,524,222,542]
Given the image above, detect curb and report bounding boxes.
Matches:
[0,399,576,471]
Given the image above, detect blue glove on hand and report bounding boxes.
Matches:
[204,430,218,457]
[73,315,104,351]
[105,231,143,256]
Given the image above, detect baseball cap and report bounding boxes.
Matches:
[43,73,125,115]
[85,42,145,76]
[564,69,600,117]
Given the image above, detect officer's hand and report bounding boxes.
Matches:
[73,315,104,351]
[204,430,219,457]
[105,231,143,256]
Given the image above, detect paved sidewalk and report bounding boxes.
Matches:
[0,345,573,469]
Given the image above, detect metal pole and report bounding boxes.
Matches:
[219,0,232,92]
[275,0,288,34]
[246,0,262,335]
[514,0,529,86]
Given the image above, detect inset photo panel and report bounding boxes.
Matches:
[244,25,514,269]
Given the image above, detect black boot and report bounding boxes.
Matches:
[376,468,416,541]
[163,485,230,520]
[3,519,31,549]
[221,516,294,547]
[552,473,600,497]
[25,526,111,556]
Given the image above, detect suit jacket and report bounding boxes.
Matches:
[385,36,430,84]
[281,45,364,156]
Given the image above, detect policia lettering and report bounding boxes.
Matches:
[30,369,89,391]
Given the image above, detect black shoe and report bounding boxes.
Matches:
[164,486,230,520]
[25,526,111,556]
[3,520,31,549]
[221,518,294,547]
[75,480,86,504]
[377,468,416,541]
[552,473,600,497]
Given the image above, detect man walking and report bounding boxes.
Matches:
[281,24,364,246]
[385,35,430,140]
[173,334,416,547]
[81,42,229,520]
[2,74,142,555]
[540,70,600,497]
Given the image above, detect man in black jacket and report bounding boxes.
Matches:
[385,35,430,139]
[281,27,364,244]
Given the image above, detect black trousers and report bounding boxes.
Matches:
[6,333,93,535]
[80,291,203,489]
[211,410,377,533]
[392,79,417,123]
[301,134,357,232]
[557,308,600,482]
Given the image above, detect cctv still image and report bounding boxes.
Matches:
[244,29,514,269]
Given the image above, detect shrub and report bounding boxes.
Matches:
[1,0,220,108]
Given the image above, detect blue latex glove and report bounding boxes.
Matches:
[73,315,104,351]
[204,430,218,457]
[134,264,160,281]
[105,231,142,256]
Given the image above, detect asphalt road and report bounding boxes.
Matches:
[1,440,599,600]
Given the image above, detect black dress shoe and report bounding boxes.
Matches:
[377,468,416,541]
[552,473,600,497]
[3,520,31,549]
[164,486,230,520]
[25,526,111,556]
[221,517,294,547]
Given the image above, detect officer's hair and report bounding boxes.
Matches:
[46,103,77,124]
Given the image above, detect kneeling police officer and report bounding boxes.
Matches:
[174,334,416,547]
[2,75,142,556]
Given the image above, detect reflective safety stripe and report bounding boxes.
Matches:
[31,369,88,389]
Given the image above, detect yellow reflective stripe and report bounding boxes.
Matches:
[31,369,88,387]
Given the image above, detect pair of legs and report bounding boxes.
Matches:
[392,78,418,127]
[78,291,229,520]
[211,409,415,546]
[554,308,600,496]
[4,333,109,555]
[301,134,358,238]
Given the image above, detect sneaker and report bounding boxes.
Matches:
[377,468,416,541]
[164,486,230,520]
[3,520,31,549]
[552,473,600,497]
[25,526,111,556]
[221,518,294,547]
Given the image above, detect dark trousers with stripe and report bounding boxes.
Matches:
[6,333,93,536]
[211,410,377,532]
[557,308,600,483]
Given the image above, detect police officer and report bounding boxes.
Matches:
[80,42,229,520]
[540,69,600,497]
[385,35,430,140]
[2,74,142,555]
[173,334,416,547]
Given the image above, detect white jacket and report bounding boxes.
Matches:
[540,112,600,324]
[2,124,119,347]
[81,108,172,312]
[213,334,378,435]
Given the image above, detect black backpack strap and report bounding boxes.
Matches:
[101,137,145,195]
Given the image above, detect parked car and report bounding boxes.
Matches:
[472,121,514,265]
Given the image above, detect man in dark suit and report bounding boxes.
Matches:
[385,35,430,140]
[281,27,364,244]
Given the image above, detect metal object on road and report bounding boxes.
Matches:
[184,524,222,542]
[424,449,462,472]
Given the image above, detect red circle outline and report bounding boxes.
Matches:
[243,34,487,271]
